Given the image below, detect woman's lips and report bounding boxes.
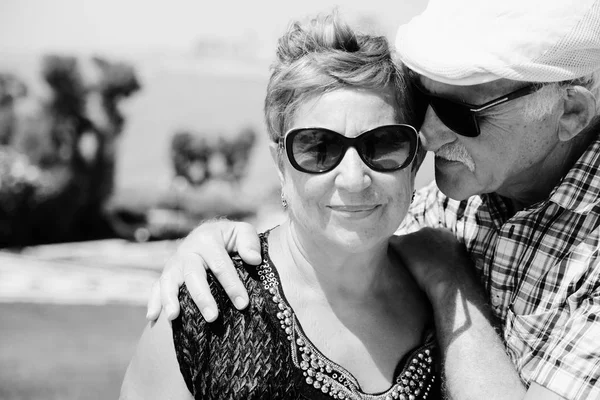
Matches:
[327,204,380,213]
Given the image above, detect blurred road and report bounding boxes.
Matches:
[0,240,175,305]
[0,205,287,306]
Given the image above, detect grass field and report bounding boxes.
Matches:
[0,302,147,400]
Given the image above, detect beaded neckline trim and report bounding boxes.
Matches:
[256,232,437,400]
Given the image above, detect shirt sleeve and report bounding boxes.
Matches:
[508,245,600,400]
[530,288,600,400]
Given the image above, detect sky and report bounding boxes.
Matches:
[0,0,428,55]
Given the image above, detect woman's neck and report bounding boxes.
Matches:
[266,222,431,394]
[269,222,392,298]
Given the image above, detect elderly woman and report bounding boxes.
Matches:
[121,13,439,400]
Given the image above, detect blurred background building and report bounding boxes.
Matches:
[0,1,430,398]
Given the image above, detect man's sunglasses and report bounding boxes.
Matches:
[279,124,419,174]
[413,83,542,137]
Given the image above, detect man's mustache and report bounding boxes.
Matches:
[435,144,475,172]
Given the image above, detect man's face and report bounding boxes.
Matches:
[417,76,562,201]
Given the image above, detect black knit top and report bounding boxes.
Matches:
[172,231,441,400]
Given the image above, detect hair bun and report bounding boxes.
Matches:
[275,14,359,64]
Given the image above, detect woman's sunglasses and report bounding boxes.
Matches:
[280,124,419,174]
[413,83,541,137]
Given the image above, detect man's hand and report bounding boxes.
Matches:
[391,227,478,302]
[146,219,262,322]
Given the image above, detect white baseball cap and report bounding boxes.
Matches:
[396,0,600,85]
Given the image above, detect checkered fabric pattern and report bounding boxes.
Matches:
[398,136,600,399]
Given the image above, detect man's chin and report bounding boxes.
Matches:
[434,164,478,201]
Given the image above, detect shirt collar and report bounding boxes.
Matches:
[549,131,600,214]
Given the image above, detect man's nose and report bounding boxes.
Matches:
[420,107,457,152]
[334,147,372,193]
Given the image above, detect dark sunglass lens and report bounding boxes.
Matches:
[430,98,479,137]
[291,129,344,172]
[361,126,416,170]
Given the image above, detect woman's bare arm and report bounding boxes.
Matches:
[120,314,194,400]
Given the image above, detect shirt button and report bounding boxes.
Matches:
[491,294,501,307]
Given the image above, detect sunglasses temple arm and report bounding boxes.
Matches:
[471,85,539,113]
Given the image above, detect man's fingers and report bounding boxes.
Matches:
[181,253,219,322]
[153,219,256,322]
[199,241,250,310]
[159,259,185,320]
[146,281,162,321]
[229,223,262,265]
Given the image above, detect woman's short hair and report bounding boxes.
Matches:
[264,12,423,143]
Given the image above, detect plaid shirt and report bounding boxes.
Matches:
[398,136,600,400]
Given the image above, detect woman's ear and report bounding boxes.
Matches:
[269,142,285,184]
[557,86,597,142]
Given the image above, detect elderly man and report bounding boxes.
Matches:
[147,1,600,399]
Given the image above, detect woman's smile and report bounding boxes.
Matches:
[327,204,382,217]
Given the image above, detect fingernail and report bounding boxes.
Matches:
[166,306,176,319]
[234,296,248,309]
[248,250,261,260]
[202,307,216,322]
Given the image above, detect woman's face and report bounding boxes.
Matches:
[276,87,416,253]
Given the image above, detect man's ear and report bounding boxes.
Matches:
[558,86,597,142]
[269,142,285,184]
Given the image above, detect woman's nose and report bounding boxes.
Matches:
[333,147,372,192]
[420,107,457,152]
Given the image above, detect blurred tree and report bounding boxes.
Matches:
[0,55,140,247]
[170,126,256,186]
[0,73,27,145]
[171,130,211,186]
[143,126,259,240]
[222,126,256,182]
